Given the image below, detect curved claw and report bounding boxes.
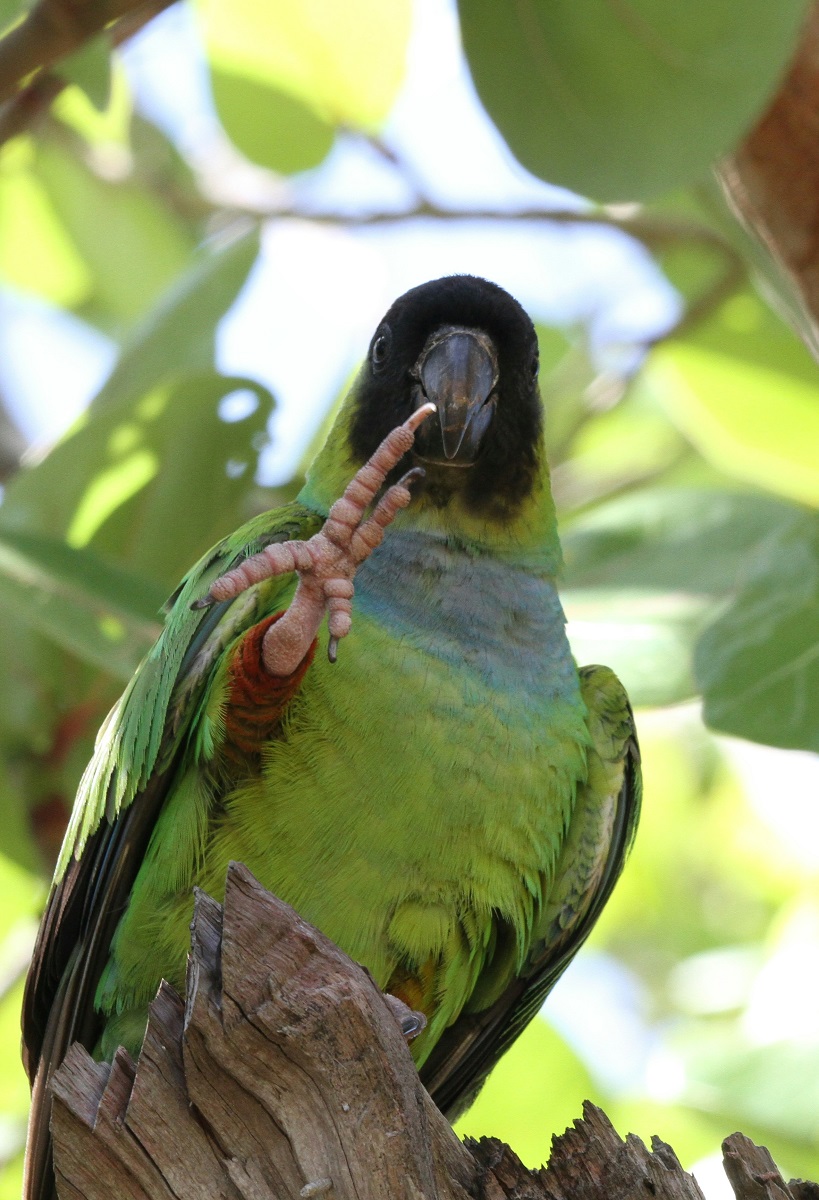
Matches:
[397,465,426,490]
[192,406,437,671]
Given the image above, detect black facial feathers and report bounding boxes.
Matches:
[349,275,543,513]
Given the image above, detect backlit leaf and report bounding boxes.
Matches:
[458,0,808,201]
[199,0,411,135]
[0,529,164,679]
[210,68,333,174]
[695,512,819,751]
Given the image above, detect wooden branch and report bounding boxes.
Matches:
[0,0,176,106]
[49,863,819,1200]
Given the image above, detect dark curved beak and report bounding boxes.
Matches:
[412,328,498,466]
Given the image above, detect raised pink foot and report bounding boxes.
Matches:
[193,403,436,676]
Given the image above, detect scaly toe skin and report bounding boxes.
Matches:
[192,404,435,615]
[193,404,436,676]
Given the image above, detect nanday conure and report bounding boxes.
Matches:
[22,275,641,1200]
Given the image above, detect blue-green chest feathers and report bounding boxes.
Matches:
[99,531,589,1058]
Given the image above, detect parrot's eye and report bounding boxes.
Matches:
[371,328,391,370]
[531,351,539,381]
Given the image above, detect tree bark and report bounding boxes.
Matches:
[50,863,818,1200]
[720,2,819,354]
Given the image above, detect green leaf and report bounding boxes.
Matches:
[562,488,799,596]
[0,141,91,307]
[565,587,704,708]
[0,0,24,35]
[0,372,275,589]
[680,285,819,389]
[0,529,164,679]
[458,0,808,202]
[649,339,819,507]
[34,139,195,331]
[90,226,259,415]
[52,57,132,148]
[695,512,819,752]
[0,230,264,592]
[210,68,334,174]
[198,0,411,132]
[676,1020,819,1147]
[560,488,801,708]
[54,36,112,112]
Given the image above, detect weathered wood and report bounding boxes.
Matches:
[723,1132,819,1200]
[50,863,819,1200]
[469,1105,708,1200]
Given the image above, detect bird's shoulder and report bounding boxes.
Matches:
[55,498,323,879]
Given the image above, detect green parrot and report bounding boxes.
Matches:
[22,275,640,1200]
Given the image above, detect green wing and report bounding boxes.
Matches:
[22,500,322,1200]
[55,501,321,879]
[421,664,641,1119]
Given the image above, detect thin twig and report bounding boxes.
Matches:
[223,196,747,330]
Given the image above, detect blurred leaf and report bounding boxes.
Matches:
[655,182,819,363]
[681,285,819,389]
[0,529,164,678]
[0,143,91,307]
[0,606,114,875]
[565,587,704,707]
[82,374,275,584]
[553,372,688,508]
[536,324,572,374]
[456,1014,602,1167]
[0,230,265,597]
[677,1023,819,1146]
[561,488,802,707]
[458,0,808,202]
[0,1157,23,1200]
[1,372,274,588]
[52,60,132,148]
[0,759,32,866]
[210,68,334,174]
[0,854,40,954]
[695,512,819,751]
[0,0,23,34]
[649,339,819,508]
[90,226,259,415]
[128,115,206,217]
[0,977,29,1139]
[34,139,195,331]
[54,36,111,112]
[536,327,596,464]
[0,856,41,1170]
[199,0,411,132]
[562,488,800,595]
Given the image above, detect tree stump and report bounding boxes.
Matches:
[49,862,818,1200]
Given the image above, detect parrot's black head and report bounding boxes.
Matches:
[349,275,543,513]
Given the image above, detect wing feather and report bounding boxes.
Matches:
[421,664,641,1119]
[22,501,322,1200]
